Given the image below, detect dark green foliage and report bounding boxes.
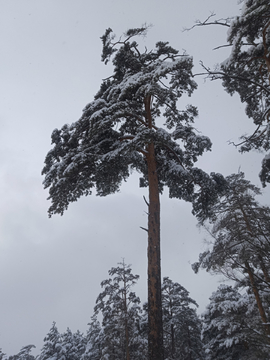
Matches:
[89,260,147,360]
[82,316,104,360]
[201,284,266,360]
[193,172,270,288]
[42,26,226,360]
[42,27,223,220]
[1,265,211,360]
[16,345,36,360]
[221,0,270,154]
[197,1,270,185]
[0,346,35,360]
[60,328,86,360]
[193,172,270,354]
[38,322,62,360]
[162,277,204,360]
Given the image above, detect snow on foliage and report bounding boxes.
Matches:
[198,0,270,186]
[202,284,269,359]
[162,277,204,360]
[194,172,270,357]
[42,26,224,221]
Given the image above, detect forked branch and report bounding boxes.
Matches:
[183,12,231,32]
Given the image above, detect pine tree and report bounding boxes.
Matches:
[59,328,73,360]
[190,1,270,185]
[193,172,270,340]
[82,316,104,360]
[38,322,64,360]
[202,284,268,359]
[16,345,36,360]
[162,277,204,360]
[92,260,146,360]
[72,330,86,359]
[60,328,85,360]
[42,26,225,359]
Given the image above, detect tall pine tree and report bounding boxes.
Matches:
[42,27,225,359]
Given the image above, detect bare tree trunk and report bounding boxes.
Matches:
[145,95,164,360]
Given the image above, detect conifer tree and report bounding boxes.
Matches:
[82,316,104,360]
[162,277,204,360]
[72,330,86,359]
[221,0,270,184]
[60,328,73,360]
[92,260,146,360]
[38,322,63,360]
[202,284,268,359]
[60,328,85,360]
[190,1,270,185]
[193,172,270,340]
[42,27,225,359]
[16,345,36,360]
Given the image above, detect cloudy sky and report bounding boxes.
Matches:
[1,0,269,356]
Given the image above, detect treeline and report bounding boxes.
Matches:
[0,261,203,360]
[2,174,270,359]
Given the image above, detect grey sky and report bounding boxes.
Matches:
[1,0,269,356]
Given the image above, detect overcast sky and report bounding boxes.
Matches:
[1,0,269,356]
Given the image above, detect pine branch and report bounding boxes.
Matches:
[183,13,231,32]
[194,62,270,95]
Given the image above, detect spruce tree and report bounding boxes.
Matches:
[42,26,225,359]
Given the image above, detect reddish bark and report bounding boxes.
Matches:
[145,95,164,360]
[245,261,270,339]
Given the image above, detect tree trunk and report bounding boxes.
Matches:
[123,277,131,360]
[258,255,270,286]
[245,261,270,339]
[170,302,175,359]
[170,323,175,359]
[145,95,164,360]
[187,323,192,360]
